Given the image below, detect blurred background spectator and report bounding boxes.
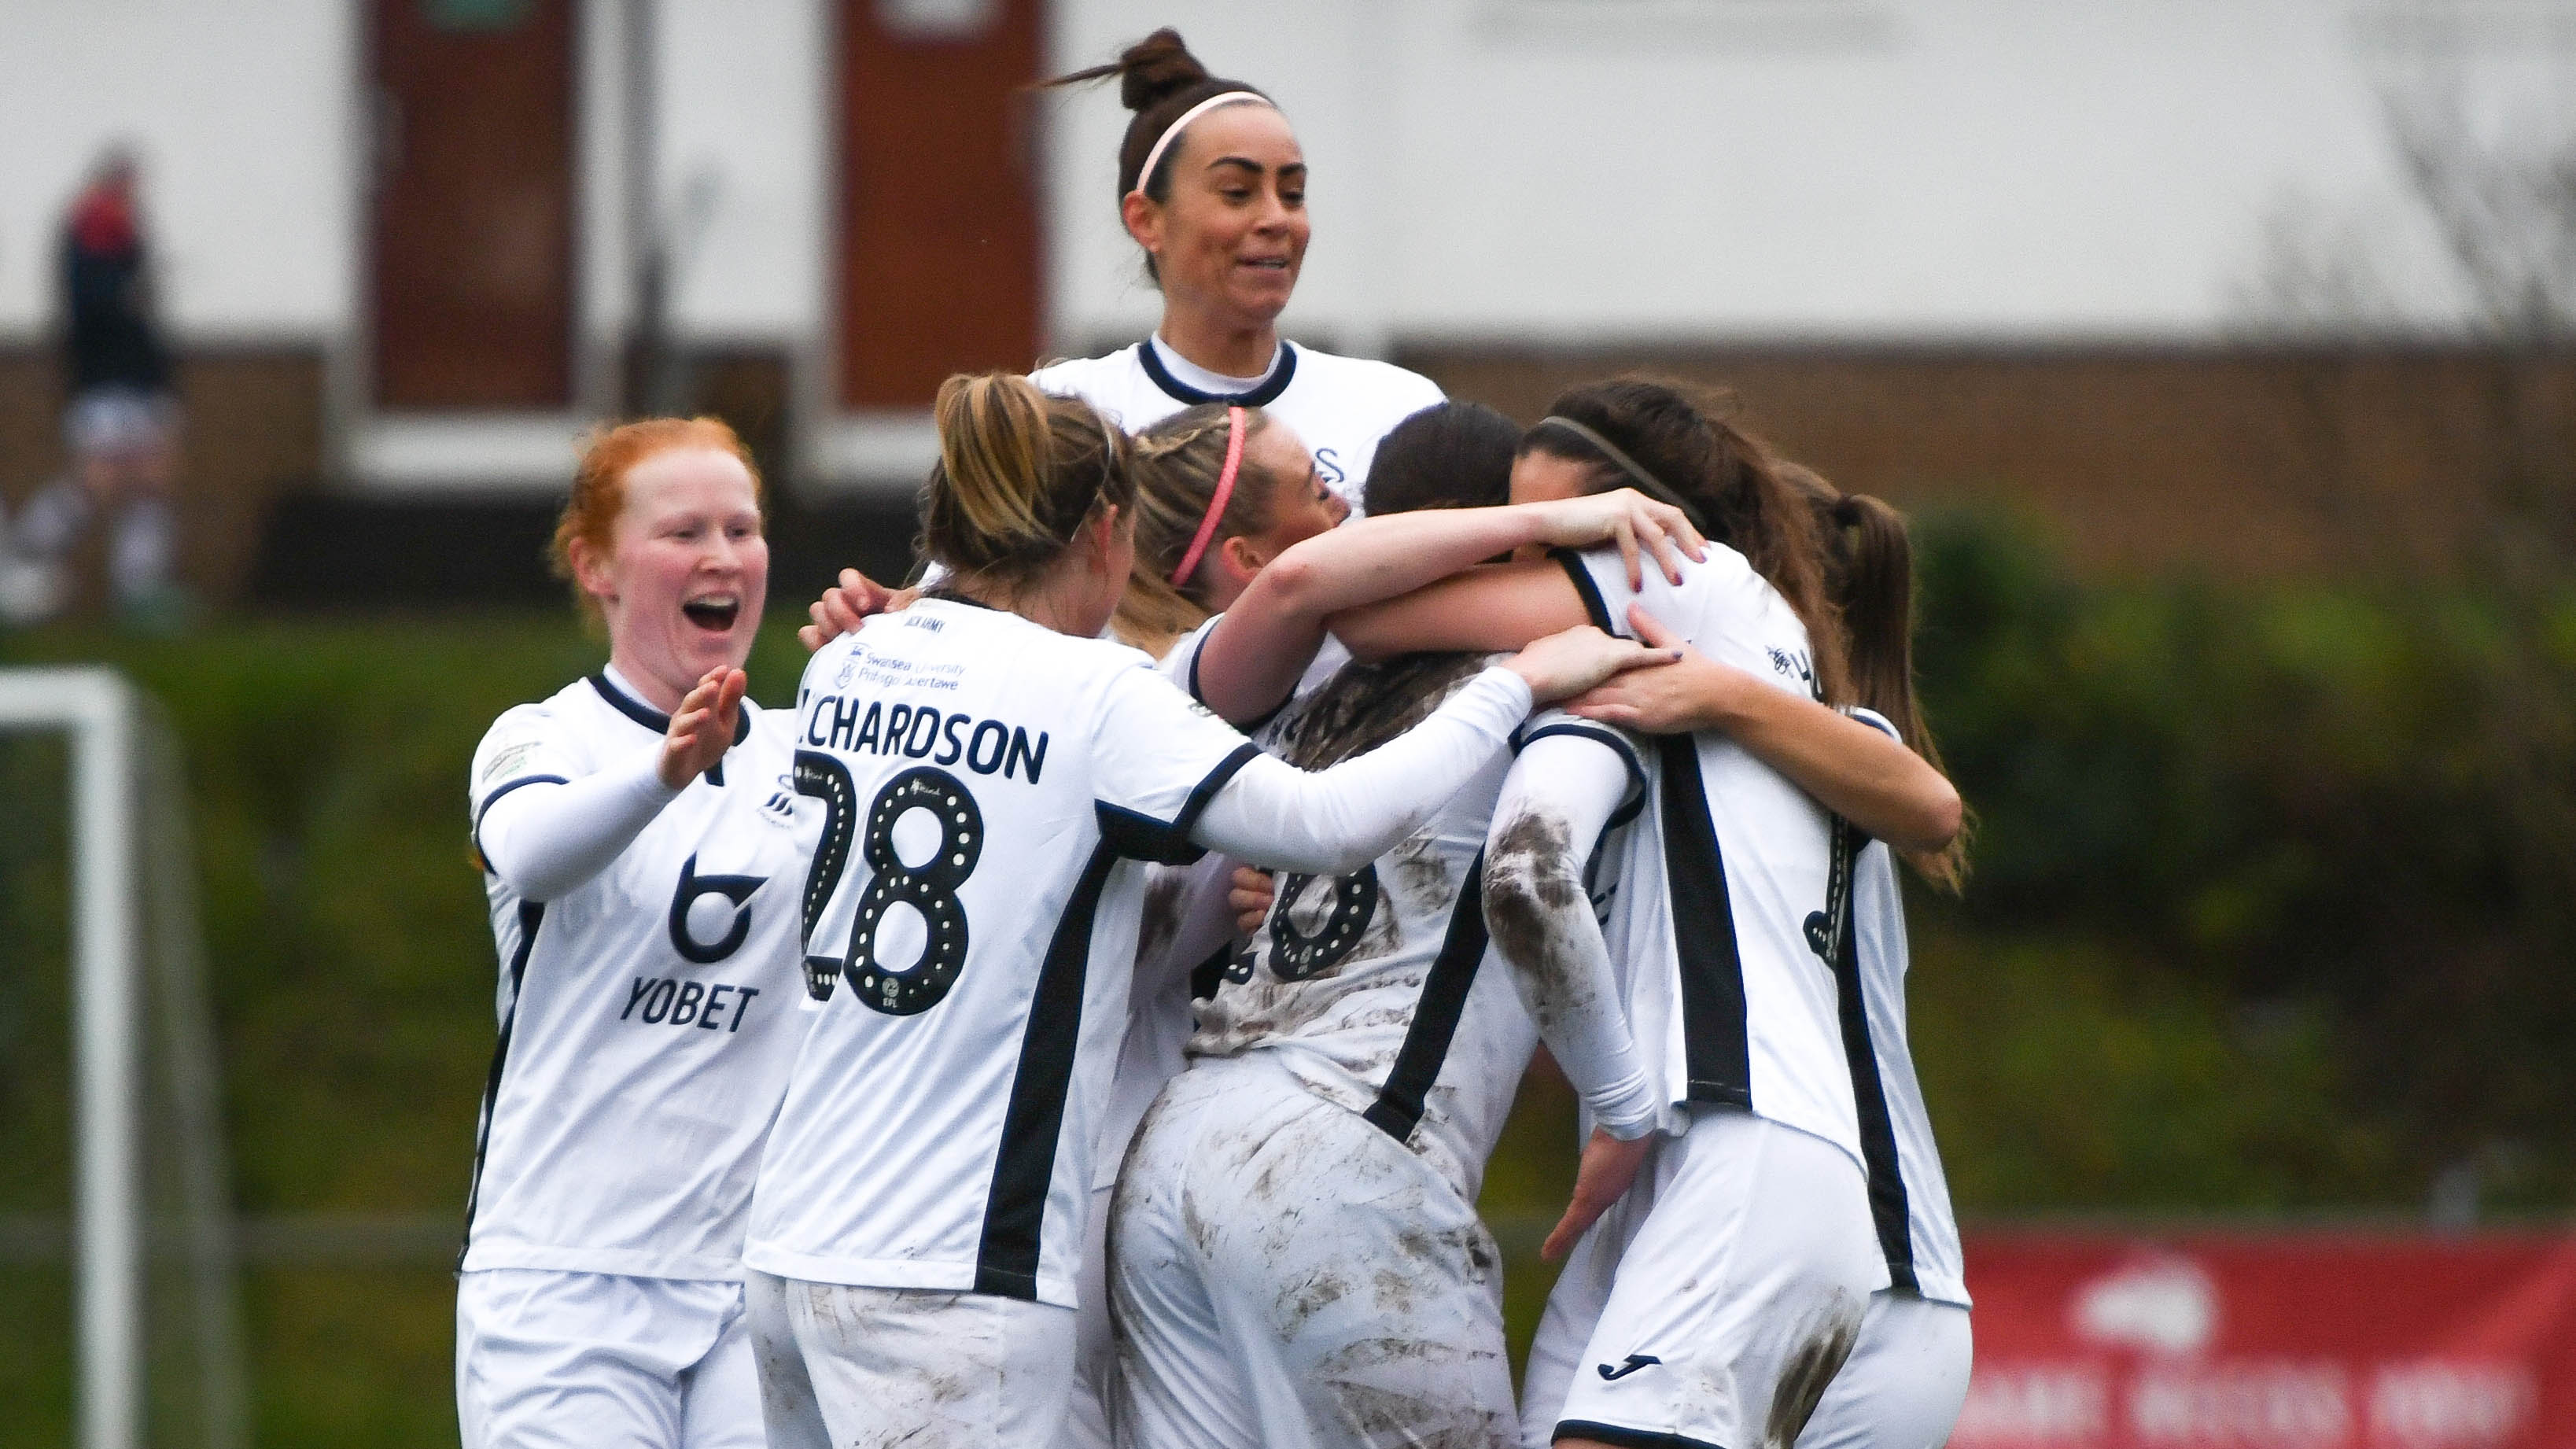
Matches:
[1,148,188,631]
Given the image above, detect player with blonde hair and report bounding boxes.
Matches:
[743,373,1668,1449]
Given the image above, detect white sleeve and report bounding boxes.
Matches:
[1188,667,1532,873]
[1155,614,1222,691]
[1135,854,1247,1005]
[1083,660,1275,865]
[475,745,682,901]
[1844,705,1902,740]
[1483,723,1666,1140]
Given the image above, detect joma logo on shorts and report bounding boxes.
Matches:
[1598,1354,1661,1381]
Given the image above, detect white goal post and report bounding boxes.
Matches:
[0,666,244,1449]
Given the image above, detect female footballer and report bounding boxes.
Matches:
[740,374,1663,1449]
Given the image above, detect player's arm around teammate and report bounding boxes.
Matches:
[1329,389,1961,858]
[739,374,1666,1449]
[1127,403,1704,727]
[1495,464,1977,1449]
[1096,397,1695,1449]
[1110,400,1606,1449]
[459,419,808,1449]
[1458,393,1971,1449]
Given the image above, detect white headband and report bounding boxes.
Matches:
[1128,90,1273,201]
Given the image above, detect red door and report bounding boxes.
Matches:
[370,0,577,409]
[839,0,1046,408]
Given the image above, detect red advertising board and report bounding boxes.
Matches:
[1955,1233,2576,1449]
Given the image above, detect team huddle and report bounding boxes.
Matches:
[454,28,1973,1449]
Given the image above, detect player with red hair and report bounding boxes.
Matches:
[455,417,809,1449]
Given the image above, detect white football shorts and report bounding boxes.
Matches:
[1523,1109,1887,1449]
[455,1267,761,1449]
[1796,1292,1971,1449]
[743,1269,1075,1449]
[1111,1054,1517,1449]
[1060,1178,1117,1449]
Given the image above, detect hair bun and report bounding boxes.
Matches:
[1116,28,1209,112]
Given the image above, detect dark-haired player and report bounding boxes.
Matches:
[1332,379,1966,1449]
[742,374,1660,1449]
[1034,28,1443,513]
[1109,399,1548,1449]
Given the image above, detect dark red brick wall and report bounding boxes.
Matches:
[0,345,324,610]
[1408,344,2576,577]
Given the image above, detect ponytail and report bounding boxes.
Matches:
[1522,384,1968,889]
[1779,464,1970,892]
[919,374,1132,588]
[1039,28,1274,205]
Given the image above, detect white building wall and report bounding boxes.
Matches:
[0,0,357,342]
[0,1,2563,363]
[0,0,826,353]
[1041,0,2574,352]
[571,0,835,371]
[660,0,831,342]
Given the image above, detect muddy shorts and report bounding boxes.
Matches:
[1797,1292,1972,1449]
[743,1270,1074,1449]
[1523,1108,1888,1449]
[455,1267,762,1449]
[1111,1053,1518,1449]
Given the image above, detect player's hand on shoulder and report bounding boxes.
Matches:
[658,667,746,788]
[798,569,916,652]
[1562,605,1742,735]
[1504,625,1681,706]
[1523,488,1707,590]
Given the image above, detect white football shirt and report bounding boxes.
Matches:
[745,598,1266,1307]
[1836,711,1970,1308]
[1089,617,1342,1195]
[1552,543,1867,1171]
[1185,650,1537,1202]
[462,671,813,1280]
[1030,337,1444,513]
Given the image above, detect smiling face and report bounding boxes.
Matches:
[573,445,768,710]
[1246,422,1348,553]
[1127,103,1309,333]
[1209,420,1344,598]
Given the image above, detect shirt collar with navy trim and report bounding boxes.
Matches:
[1139,334,1299,409]
[589,667,752,748]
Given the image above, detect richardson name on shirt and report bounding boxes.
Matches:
[800,694,1050,784]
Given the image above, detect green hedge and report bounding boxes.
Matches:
[1910,510,2576,1211]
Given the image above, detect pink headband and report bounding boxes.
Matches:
[1170,407,1246,587]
